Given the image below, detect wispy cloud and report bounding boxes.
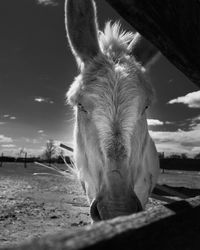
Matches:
[36,0,58,6]
[150,121,200,156]
[168,90,200,108]
[147,119,164,126]
[38,130,44,133]
[147,119,173,126]
[10,116,16,120]
[37,130,47,137]
[23,137,43,144]
[0,135,13,143]
[26,138,40,144]
[1,144,16,148]
[188,115,200,128]
[0,122,6,125]
[2,114,17,120]
[34,97,54,104]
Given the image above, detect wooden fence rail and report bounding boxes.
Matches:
[2,196,200,250]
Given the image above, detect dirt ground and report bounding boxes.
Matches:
[1,163,200,248]
[0,163,90,248]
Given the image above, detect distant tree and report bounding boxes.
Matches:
[181,153,188,159]
[169,154,181,159]
[59,149,65,160]
[19,148,28,168]
[44,139,57,165]
[158,152,165,159]
[194,153,200,159]
[55,149,72,164]
[56,149,65,164]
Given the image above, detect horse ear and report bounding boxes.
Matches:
[65,0,100,66]
[129,33,160,70]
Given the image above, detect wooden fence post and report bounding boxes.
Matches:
[24,152,27,168]
[0,152,3,167]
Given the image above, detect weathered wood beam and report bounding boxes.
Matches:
[60,143,74,152]
[105,0,200,88]
[2,196,200,250]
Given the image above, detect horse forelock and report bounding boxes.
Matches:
[99,21,135,60]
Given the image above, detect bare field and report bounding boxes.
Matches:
[0,163,200,248]
[0,163,90,247]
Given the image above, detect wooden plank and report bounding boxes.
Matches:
[105,0,200,88]
[153,184,189,199]
[2,196,200,250]
[151,193,178,203]
[59,143,74,152]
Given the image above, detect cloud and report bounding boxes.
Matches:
[188,115,200,127]
[168,90,200,108]
[37,130,47,137]
[26,147,45,156]
[1,144,16,148]
[2,114,17,120]
[0,135,13,143]
[149,122,200,156]
[34,97,45,102]
[0,122,6,125]
[23,137,41,144]
[36,0,58,6]
[32,139,40,144]
[165,121,174,125]
[38,130,44,133]
[147,119,173,126]
[147,119,164,126]
[34,97,54,104]
[10,116,16,120]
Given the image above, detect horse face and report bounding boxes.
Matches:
[65,0,159,221]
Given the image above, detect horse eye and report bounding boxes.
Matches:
[78,103,87,113]
[142,105,149,115]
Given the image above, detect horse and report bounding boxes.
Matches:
[65,0,160,221]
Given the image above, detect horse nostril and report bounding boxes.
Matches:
[90,199,101,222]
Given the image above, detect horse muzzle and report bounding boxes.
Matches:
[90,191,142,222]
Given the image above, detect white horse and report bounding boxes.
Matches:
[65,0,160,221]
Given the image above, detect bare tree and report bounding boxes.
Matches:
[19,148,28,168]
[44,139,57,165]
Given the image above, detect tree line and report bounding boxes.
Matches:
[0,140,72,167]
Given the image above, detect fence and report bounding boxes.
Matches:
[2,196,200,250]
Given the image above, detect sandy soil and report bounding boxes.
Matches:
[0,163,90,248]
[1,163,200,248]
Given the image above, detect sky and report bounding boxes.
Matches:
[0,0,199,157]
